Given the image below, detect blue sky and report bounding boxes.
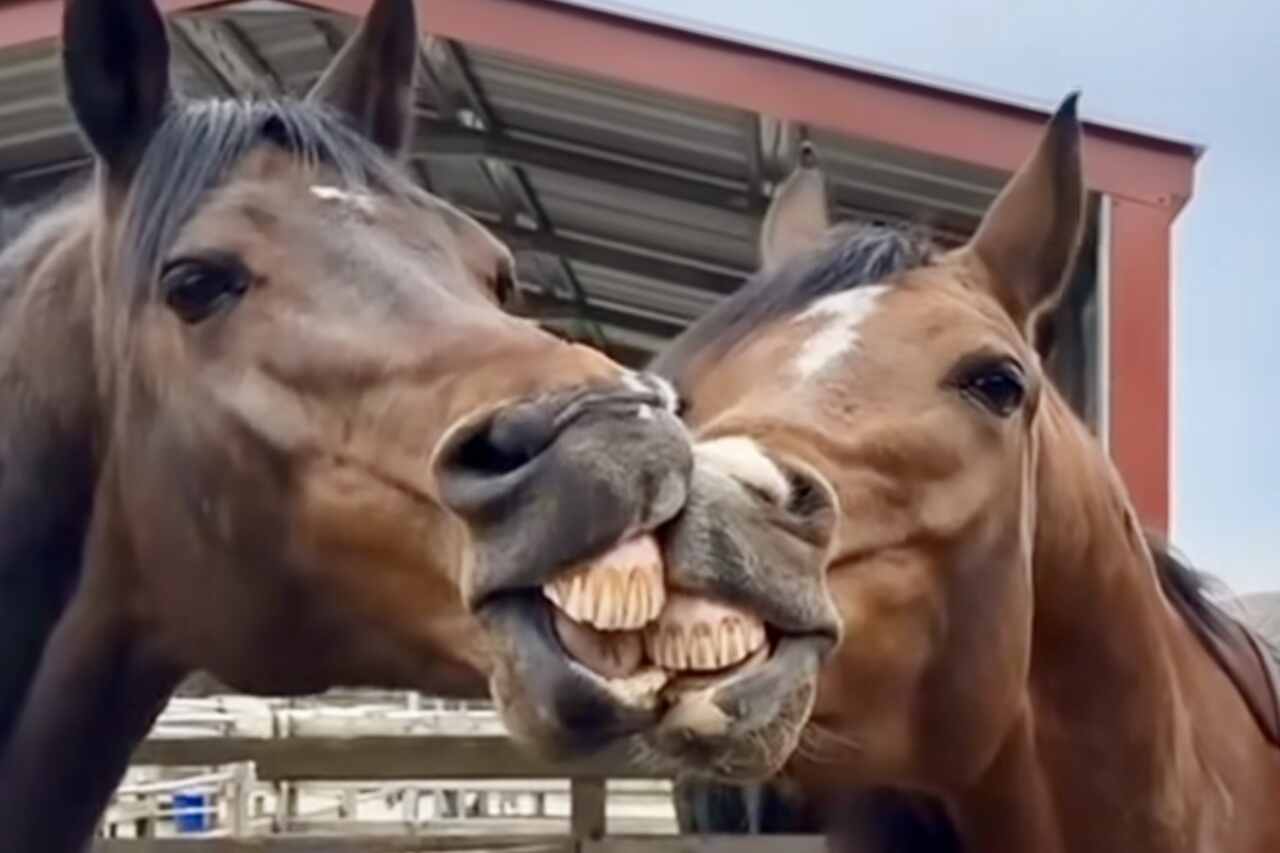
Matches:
[574,0,1277,592]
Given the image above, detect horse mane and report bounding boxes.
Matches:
[1146,529,1280,744]
[1149,531,1280,665]
[1145,531,1237,645]
[114,97,425,304]
[651,223,936,387]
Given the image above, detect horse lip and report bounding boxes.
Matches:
[479,593,661,749]
[657,633,829,733]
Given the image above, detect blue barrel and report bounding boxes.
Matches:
[172,791,209,833]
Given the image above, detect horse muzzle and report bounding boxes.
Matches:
[432,371,694,756]
[638,439,842,778]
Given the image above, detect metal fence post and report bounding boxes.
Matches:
[228,761,255,836]
[570,776,607,842]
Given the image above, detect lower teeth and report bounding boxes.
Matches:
[552,610,643,680]
[602,668,670,708]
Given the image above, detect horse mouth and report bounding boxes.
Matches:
[538,542,828,748]
[543,549,780,702]
[479,530,828,762]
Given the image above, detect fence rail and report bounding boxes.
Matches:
[96,836,829,852]
[131,735,650,781]
[99,698,828,852]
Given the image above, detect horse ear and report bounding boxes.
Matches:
[964,93,1086,334]
[61,0,174,184]
[307,0,419,159]
[759,142,831,269]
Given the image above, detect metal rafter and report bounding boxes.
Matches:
[172,15,282,96]
[490,224,743,298]
[420,38,610,351]
[418,119,759,215]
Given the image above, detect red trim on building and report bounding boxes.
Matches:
[1109,200,1172,531]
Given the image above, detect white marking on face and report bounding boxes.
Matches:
[622,371,679,414]
[310,185,377,216]
[695,436,790,506]
[792,284,889,379]
[650,375,679,414]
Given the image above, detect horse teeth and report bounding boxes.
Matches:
[721,620,741,666]
[541,536,664,631]
[644,593,767,672]
[692,624,715,669]
[552,610,642,679]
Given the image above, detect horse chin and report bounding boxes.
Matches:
[479,592,665,759]
[643,634,827,781]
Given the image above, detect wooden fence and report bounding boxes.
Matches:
[94,734,828,853]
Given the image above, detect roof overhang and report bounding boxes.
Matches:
[0,0,1200,212]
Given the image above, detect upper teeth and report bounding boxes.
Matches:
[542,536,665,631]
[643,593,766,672]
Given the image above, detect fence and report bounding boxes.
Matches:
[92,694,827,853]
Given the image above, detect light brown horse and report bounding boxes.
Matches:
[629,96,1280,851]
[0,0,690,848]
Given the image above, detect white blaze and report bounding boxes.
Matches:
[792,284,889,379]
[622,371,680,414]
[309,185,377,216]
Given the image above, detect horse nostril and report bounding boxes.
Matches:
[485,404,557,471]
[447,401,558,480]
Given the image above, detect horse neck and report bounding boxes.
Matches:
[954,389,1278,852]
[0,193,103,746]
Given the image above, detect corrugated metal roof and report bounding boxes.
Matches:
[0,1,1012,364]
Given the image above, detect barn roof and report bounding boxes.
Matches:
[0,0,1201,366]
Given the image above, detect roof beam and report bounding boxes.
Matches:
[518,290,687,341]
[171,15,282,96]
[418,44,610,348]
[418,120,760,215]
[490,224,745,297]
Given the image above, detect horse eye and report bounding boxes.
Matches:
[161,257,249,324]
[961,362,1026,416]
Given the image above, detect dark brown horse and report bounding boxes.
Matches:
[535,95,1280,850]
[0,0,692,847]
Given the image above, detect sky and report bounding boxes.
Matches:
[571,0,1278,592]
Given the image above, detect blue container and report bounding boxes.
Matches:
[172,792,209,833]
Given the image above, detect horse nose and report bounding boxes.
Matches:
[449,400,559,489]
[433,382,692,608]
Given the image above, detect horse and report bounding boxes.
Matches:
[625,95,1280,851]
[0,0,692,847]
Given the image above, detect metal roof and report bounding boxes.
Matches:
[0,0,1012,365]
[556,0,1207,157]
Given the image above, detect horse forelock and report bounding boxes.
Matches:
[651,223,935,388]
[111,98,424,312]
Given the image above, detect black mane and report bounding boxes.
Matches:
[1146,531,1236,644]
[117,97,423,302]
[652,223,936,386]
[1146,530,1279,666]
